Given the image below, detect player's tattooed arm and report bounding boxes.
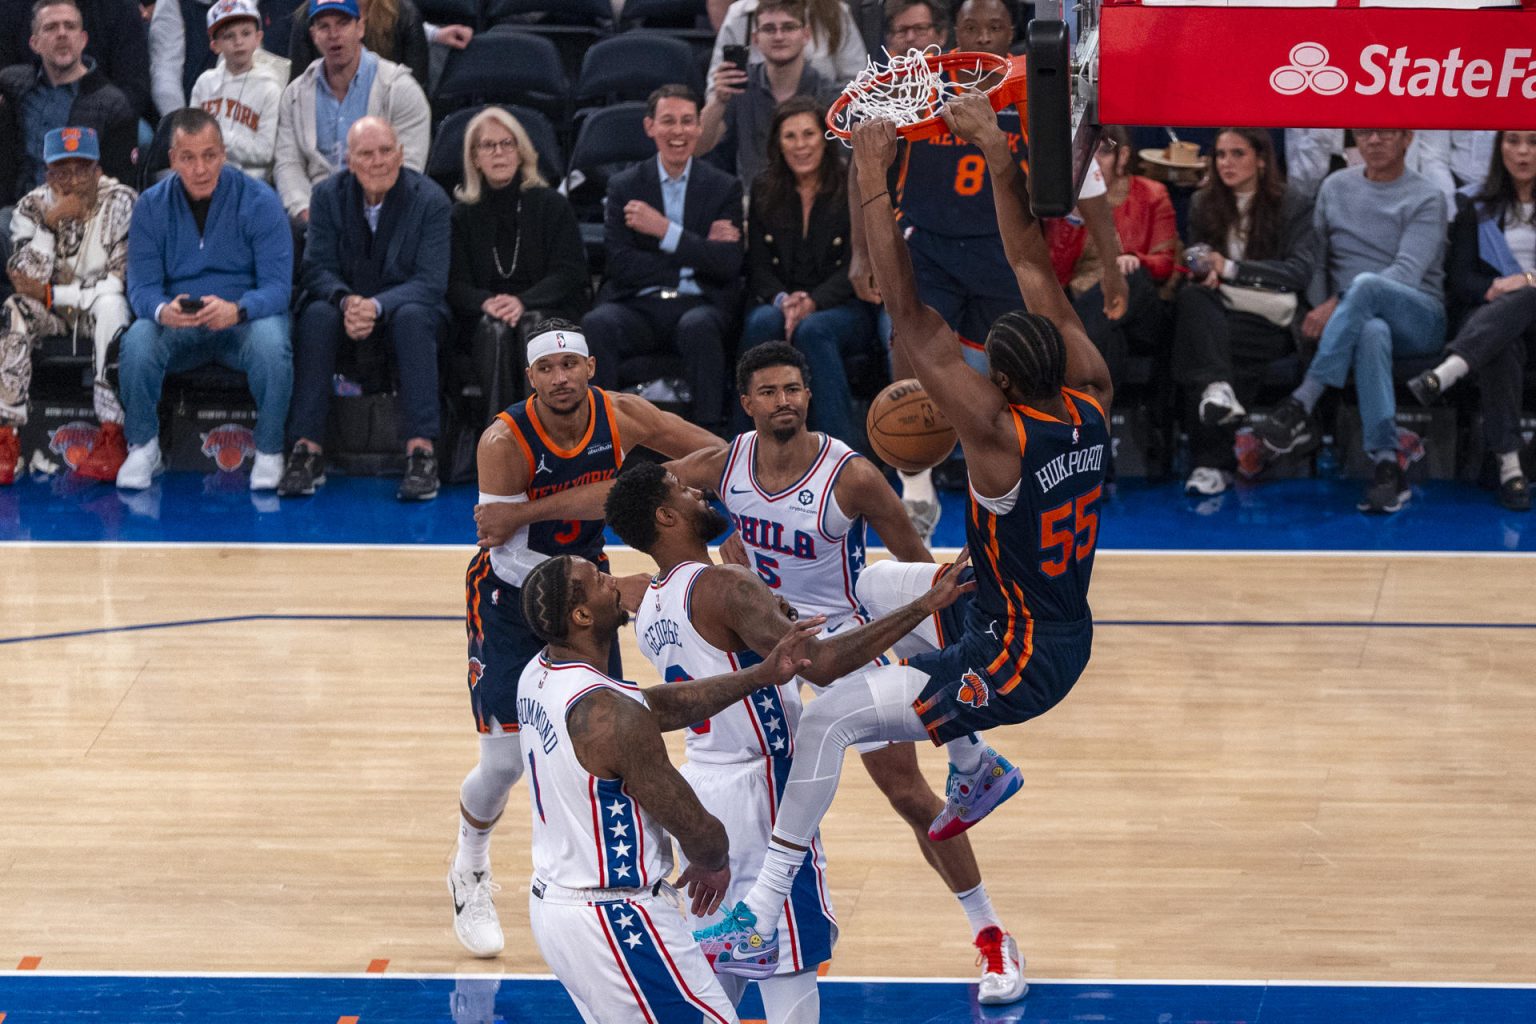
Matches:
[569,690,731,914]
[643,614,823,731]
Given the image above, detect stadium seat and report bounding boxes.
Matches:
[433,30,570,125]
[483,0,612,83]
[616,0,714,62]
[574,32,700,109]
[427,103,565,197]
[561,102,653,271]
[415,0,479,30]
[136,113,178,194]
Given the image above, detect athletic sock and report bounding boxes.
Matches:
[453,814,494,874]
[1498,451,1523,484]
[945,734,985,776]
[743,840,803,934]
[899,468,936,504]
[955,883,1003,935]
[1433,354,1471,391]
[1292,376,1327,414]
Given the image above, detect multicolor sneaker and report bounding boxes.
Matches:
[691,900,779,979]
[928,747,1023,841]
[974,926,1028,1004]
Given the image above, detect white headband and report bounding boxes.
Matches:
[526,328,590,366]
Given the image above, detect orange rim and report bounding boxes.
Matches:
[826,51,1024,141]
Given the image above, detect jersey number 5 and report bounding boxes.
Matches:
[1038,484,1101,577]
[552,519,582,545]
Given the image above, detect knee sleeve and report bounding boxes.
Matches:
[460,733,524,822]
[856,560,946,659]
[759,968,821,1024]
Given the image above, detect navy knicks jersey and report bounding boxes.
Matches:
[497,386,624,565]
[960,387,1107,690]
[895,95,1027,239]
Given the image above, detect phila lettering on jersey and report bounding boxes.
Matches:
[489,386,624,586]
[719,432,869,629]
[635,562,801,767]
[516,654,674,891]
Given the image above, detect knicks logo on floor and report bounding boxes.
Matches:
[957,669,990,709]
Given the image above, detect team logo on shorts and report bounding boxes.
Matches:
[200,423,255,471]
[957,669,990,709]
[48,420,99,469]
[467,656,485,689]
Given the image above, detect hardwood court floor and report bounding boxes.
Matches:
[2,545,1534,983]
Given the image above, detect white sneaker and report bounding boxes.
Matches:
[1198,381,1246,426]
[448,867,504,957]
[116,439,163,490]
[975,926,1027,1004]
[249,451,283,490]
[1184,466,1233,496]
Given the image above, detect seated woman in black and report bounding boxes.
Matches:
[1169,127,1315,497]
[1406,129,1536,511]
[448,107,587,417]
[741,96,876,447]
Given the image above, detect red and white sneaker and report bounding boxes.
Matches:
[974,926,1027,1004]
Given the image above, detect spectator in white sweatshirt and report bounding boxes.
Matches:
[191,0,282,181]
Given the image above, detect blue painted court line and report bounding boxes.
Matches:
[7,612,1536,647]
[1,974,1533,1024]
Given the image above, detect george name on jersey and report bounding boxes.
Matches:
[1035,444,1105,494]
[642,617,680,657]
[516,695,560,754]
[729,513,816,559]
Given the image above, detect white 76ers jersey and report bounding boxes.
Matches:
[634,562,801,767]
[720,433,868,629]
[516,654,674,890]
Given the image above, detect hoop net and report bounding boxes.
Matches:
[826,47,1013,144]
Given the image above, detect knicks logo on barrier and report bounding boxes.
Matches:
[957,669,990,710]
[49,420,98,469]
[201,423,255,471]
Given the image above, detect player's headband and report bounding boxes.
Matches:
[525,329,590,366]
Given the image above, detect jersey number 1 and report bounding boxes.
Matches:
[1038,485,1101,577]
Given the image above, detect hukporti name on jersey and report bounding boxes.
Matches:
[729,513,817,559]
[1034,443,1106,495]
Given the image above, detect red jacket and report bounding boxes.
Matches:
[1047,175,1179,287]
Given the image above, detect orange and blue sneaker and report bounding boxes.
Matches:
[928,747,1023,841]
[691,901,779,979]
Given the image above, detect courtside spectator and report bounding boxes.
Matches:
[581,85,744,433]
[280,116,448,501]
[117,108,292,491]
[0,0,136,205]
[273,0,429,227]
[0,126,135,484]
[286,0,427,85]
[741,97,874,446]
[1256,128,1447,515]
[149,0,289,119]
[1407,130,1536,511]
[447,107,586,416]
[707,0,865,102]
[0,0,151,121]
[698,0,839,188]
[191,0,283,181]
[1171,128,1315,497]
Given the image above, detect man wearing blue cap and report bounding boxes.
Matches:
[1,124,136,484]
[272,0,429,228]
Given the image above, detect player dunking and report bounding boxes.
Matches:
[449,318,725,957]
[696,93,1112,983]
[513,553,822,1023]
[669,341,1026,1003]
[604,461,974,1020]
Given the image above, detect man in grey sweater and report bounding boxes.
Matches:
[1257,128,1447,514]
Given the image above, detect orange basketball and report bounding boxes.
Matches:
[866,379,957,473]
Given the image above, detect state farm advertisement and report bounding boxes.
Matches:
[1099,7,1536,128]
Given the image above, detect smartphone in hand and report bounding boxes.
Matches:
[178,297,205,313]
[721,44,749,73]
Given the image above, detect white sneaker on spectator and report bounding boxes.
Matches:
[116,439,163,490]
[249,452,283,491]
[903,498,940,543]
[1184,466,1233,496]
[1198,381,1245,426]
[448,867,504,957]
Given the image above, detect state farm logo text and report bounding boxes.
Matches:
[1272,42,1536,99]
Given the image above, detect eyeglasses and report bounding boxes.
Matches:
[888,21,935,36]
[475,138,518,154]
[756,21,803,35]
[45,162,96,180]
[1354,129,1403,141]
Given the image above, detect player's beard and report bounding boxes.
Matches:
[693,502,731,543]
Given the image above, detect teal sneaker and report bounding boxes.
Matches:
[691,900,779,979]
[928,747,1023,841]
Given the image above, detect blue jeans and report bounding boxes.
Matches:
[742,300,876,446]
[1306,272,1446,454]
[118,314,294,454]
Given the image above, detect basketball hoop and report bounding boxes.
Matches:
[825,48,1029,145]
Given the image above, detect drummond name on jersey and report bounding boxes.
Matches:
[1034,443,1105,494]
[517,695,560,754]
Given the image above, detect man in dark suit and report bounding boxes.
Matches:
[279,114,450,501]
[581,84,744,433]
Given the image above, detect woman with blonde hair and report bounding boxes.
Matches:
[447,107,588,416]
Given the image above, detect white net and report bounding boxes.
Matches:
[827,46,990,142]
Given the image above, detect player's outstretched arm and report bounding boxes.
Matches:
[568,689,730,915]
[940,94,1114,411]
[612,392,728,461]
[643,615,822,731]
[850,120,1015,468]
